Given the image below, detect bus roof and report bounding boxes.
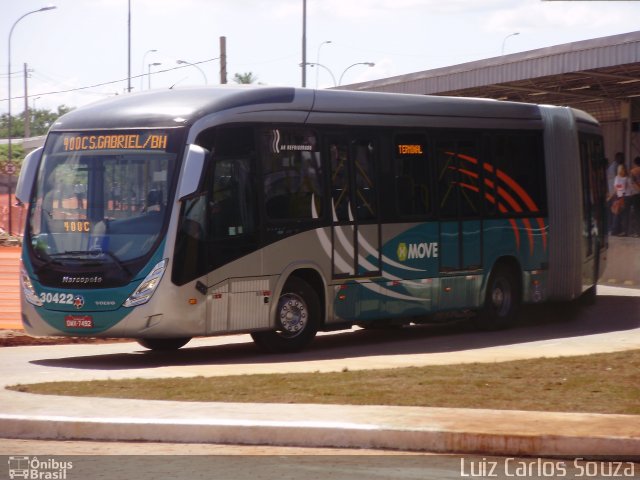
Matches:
[51,86,548,131]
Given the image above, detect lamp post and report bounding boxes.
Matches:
[315,40,332,88]
[501,32,520,55]
[176,60,208,85]
[7,5,57,235]
[147,62,162,90]
[338,62,375,86]
[301,0,307,87]
[300,62,336,87]
[140,49,157,91]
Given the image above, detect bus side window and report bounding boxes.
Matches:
[488,133,547,217]
[210,158,256,239]
[353,140,377,220]
[395,134,429,217]
[435,137,481,218]
[261,128,323,221]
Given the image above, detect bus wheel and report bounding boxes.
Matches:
[137,337,191,351]
[251,277,320,353]
[475,266,520,331]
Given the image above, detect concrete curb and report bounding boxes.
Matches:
[1,406,639,457]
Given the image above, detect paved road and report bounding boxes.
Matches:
[1,285,639,384]
[4,441,634,480]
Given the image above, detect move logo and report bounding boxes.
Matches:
[397,242,439,261]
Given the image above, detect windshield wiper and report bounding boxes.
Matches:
[45,250,131,276]
[34,254,62,274]
[49,250,96,258]
[102,250,131,276]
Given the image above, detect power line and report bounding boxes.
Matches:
[0,58,218,103]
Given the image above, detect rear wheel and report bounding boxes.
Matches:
[137,337,191,351]
[251,277,320,353]
[474,265,521,331]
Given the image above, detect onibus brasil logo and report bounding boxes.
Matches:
[8,456,73,479]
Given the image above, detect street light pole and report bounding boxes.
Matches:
[338,62,375,86]
[127,0,132,92]
[501,32,520,55]
[300,62,336,87]
[176,60,208,85]
[148,62,162,90]
[301,0,307,87]
[315,40,332,89]
[141,49,157,91]
[7,5,57,235]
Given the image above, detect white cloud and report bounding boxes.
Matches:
[484,0,638,33]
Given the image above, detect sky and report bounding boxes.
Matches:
[2,0,640,116]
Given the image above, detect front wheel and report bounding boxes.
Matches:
[137,337,191,351]
[251,277,320,353]
[474,266,521,331]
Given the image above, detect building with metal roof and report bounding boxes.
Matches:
[342,31,640,165]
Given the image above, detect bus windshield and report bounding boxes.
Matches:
[28,130,182,265]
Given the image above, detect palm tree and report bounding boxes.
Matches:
[233,72,258,84]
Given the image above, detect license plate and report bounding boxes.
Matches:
[65,315,94,329]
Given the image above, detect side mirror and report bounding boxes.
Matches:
[177,144,207,201]
[15,147,43,204]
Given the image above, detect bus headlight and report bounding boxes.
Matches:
[123,259,167,308]
[21,265,43,307]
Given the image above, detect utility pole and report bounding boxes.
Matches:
[220,36,227,84]
[127,0,132,92]
[302,0,307,87]
[23,63,30,138]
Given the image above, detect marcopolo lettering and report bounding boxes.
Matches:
[62,276,103,284]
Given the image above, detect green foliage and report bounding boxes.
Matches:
[0,143,25,173]
[0,104,73,138]
[233,72,258,84]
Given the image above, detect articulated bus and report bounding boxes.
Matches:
[16,87,607,352]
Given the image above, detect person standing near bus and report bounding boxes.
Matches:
[610,163,631,236]
[629,156,640,237]
[606,153,623,233]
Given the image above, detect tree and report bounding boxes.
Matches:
[233,72,258,84]
[0,104,73,138]
[0,143,25,174]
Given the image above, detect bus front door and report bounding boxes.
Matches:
[328,137,381,279]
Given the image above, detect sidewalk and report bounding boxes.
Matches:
[1,395,638,457]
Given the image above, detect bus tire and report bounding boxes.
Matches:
[474,265,521,331]
[137,337,191,351]
[251,276,320,353]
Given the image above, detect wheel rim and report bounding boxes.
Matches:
[491,277,512,316]
[277,293,308,338]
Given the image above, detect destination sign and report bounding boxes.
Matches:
[49,220,92,234]
[62,133,169,152]
[397,144,424,155]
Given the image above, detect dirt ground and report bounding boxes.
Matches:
[0,329,131,347]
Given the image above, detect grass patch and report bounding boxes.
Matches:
[8,350,640,414]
